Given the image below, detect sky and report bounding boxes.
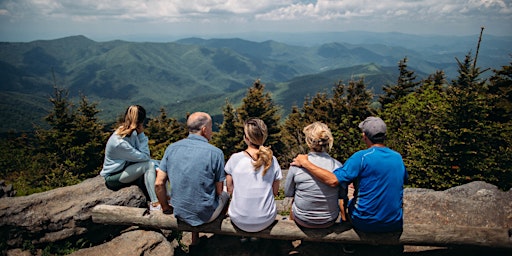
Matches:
[0,0,511,42]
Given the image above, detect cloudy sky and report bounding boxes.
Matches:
[0,0,511,42]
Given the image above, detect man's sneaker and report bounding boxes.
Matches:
[149,202,162,211]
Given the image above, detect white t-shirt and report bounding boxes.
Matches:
[225,151,282,232]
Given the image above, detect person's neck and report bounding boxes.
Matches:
[244,147,258,161]
[370,143,386,148]
[245,145,258,152]
[190,132,208,140]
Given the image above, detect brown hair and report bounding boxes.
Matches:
[303,122,334,152]
[116,105,146,138]
[244,118,273,176]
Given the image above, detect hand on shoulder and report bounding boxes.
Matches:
[290,154,308,167]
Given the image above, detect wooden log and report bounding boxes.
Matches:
[91,205,512,248]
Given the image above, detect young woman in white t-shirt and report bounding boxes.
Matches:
[225,118,282,233]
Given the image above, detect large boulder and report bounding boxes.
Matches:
[404,181,512,228]
[0,176,147,248]
[68,229,176,256]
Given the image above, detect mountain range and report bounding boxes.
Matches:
[1,32,510,133]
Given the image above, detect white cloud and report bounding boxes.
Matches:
[1,0,507,22]
[0,0,510,41]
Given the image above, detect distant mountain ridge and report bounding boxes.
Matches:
[0,33,510,132]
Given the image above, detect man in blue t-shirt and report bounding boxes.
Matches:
[292,116,408,233]
[155,112,229,245]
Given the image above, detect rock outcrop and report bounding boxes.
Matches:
[0,176,147,248]
[1,176,511,255]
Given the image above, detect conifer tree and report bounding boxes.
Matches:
[487,60,512,122]
[382,80,452,189]
[69,95,107,178]
[280,105,308,167]
[235,79,283,157]
[333,78,373,161]
[379,57,420,107]
[444,52,492,185]
[27,87,106,192]
[419,70,447,92]
[146,108,186,159]
[212,99,242,161]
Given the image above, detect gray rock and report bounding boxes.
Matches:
[69,229,176,256]
[403,181,512,228]
[0,176,147,248]
[1,173,511,255]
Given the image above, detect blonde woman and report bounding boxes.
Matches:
[225,118,282,233]
[284,122,343,228]
[100,105,160,211]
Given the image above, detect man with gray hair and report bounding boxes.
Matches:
[292,116,408,234]
[155,112,229,245]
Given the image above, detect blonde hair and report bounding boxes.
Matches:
[116,105,146,138]
[303,122,334,152]
[244,118,273,176]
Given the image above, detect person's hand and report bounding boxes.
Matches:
[136,123,144,134]
[290,154,308,167]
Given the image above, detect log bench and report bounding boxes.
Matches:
[91,204,512,249]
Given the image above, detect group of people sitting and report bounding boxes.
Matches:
[100,105,408,247]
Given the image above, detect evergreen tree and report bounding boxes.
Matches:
[382,80,453,189]
[280,105,308,167]
[444,52,493,185]
[419,70,447,92]
[379,57,420,107]
[332,78,373,161]
[146,107,186,159]
[487,60,512,122]
[212,99,242,161]
[235,79,283,158]
[69,95,107,178]
[18,87,107,193]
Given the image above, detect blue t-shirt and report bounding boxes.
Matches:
[159,134,225,226]
[334,146,408,233]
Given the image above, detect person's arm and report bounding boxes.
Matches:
[283,167,296,197]
[291,154,339,187]
[155,168,172,214]
[272,180,280,196]
[272,157,283,196]
[215,181,224,196]
[226,174,234,196]
[135,130,150,157]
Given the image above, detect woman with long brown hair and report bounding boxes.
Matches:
[100,105,160,211]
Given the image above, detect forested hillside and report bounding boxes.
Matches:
[1,33,510,132]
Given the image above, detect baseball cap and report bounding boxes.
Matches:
[358,116,386,142]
